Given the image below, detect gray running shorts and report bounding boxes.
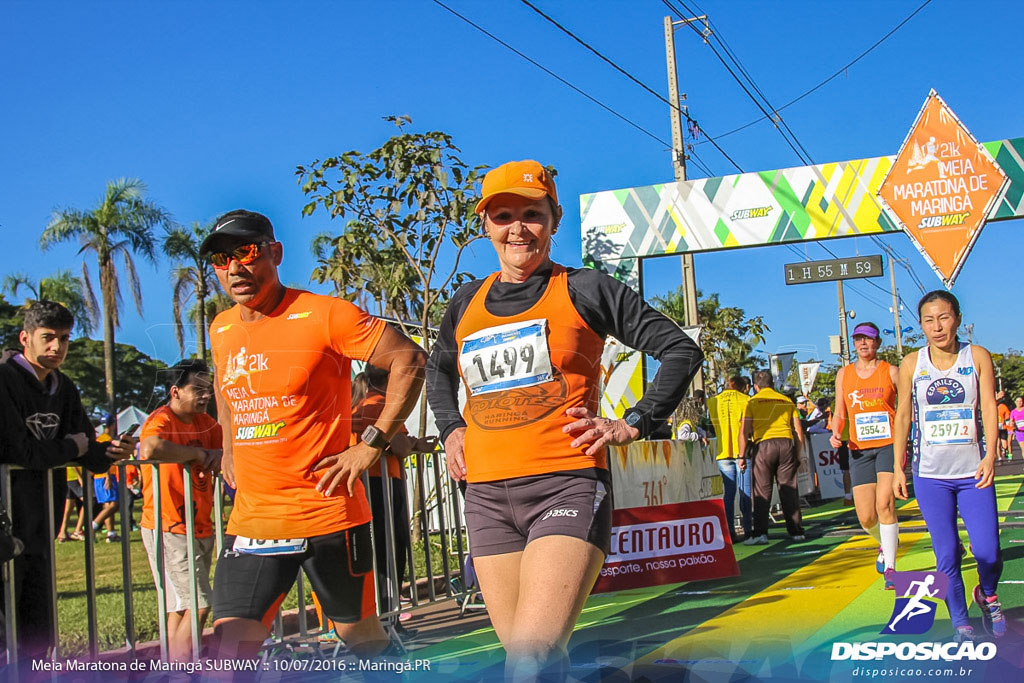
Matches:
[464,473,613,557]
[849,444,896,488]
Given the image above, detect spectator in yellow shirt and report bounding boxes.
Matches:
[740,370,806,544]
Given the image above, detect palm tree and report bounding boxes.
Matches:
[40,178,170,415]
[2,270,99,337]
[163,221,221,363]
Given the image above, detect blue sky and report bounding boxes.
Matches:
[2,0,1021,369]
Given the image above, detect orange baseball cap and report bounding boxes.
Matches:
[475,160,558,215]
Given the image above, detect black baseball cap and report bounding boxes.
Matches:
[199,210,276,256]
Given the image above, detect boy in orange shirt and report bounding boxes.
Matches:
[138,359,222,661]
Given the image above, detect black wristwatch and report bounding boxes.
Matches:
[361,425,391,450]
[623,410,644,435]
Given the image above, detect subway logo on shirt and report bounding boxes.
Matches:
[235,421,286,441]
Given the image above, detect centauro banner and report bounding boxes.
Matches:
[592,499,740,593]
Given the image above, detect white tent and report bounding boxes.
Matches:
[116,406,149,436]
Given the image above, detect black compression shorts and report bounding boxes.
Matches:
[213,523,376,626]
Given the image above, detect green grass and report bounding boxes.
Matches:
[52,521,466,656]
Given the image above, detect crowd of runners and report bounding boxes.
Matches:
[0,159,1013,678]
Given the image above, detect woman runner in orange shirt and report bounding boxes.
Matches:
[426,161,702,680]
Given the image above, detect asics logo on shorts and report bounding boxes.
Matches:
[542,507,579,521]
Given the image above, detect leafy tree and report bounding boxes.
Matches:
[39,178,170,415]
[61,338,169,417]
[297,118,486,544]
[652,287,769,392]
[0,295,22,349]
[163,221,222,362]
[297,118,484,397]
[2,270,99,337]
[994,351,1024,399]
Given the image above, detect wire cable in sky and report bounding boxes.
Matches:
[667,0,928,297]
[429,0,672,149]
[706,0,934,141]
[516,0,745,173]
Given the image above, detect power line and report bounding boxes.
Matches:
[666,0,929,298]
[429,0,672,149]
[663,0,812,167]
[516,0,744,172]
[704,0,935,142]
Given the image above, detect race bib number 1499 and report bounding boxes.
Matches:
[459,319,553,396]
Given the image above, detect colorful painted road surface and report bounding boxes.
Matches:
[395,471,1024,682]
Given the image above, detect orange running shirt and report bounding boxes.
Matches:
[138,405,222,537]
[350,392,407,479]
[839,361,896,450]
[455,265,605,483]
[210,289,387,539]
[998,403,1012,431]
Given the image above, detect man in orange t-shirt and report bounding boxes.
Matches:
[200,209,426,660]
[138,359,222,662]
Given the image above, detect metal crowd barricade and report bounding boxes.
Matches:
[0,460,220,668]
[258,445,470,656]
[0,448,472,669]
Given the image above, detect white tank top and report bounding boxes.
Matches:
[911,342,983,479]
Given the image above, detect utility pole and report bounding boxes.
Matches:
[837,280,850,366]
[665,14,707,392]
[889,254,903,356]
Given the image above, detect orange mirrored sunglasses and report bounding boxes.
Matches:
[209,242,267,269]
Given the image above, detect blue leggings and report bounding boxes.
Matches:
[913,475,1003,627]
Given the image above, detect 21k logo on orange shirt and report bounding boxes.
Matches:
[878,90,1007,288]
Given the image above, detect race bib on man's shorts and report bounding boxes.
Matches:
[233,536,308,556]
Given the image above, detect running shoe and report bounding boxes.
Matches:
[883,569,896,591]
[954,626,976,643]
[876,547,885,574]
[791,534,806,541]
[105,533,120,543]
[318,628,341,644]
[743,534,769,545]
[973,585,1007,638]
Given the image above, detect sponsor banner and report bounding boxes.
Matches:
[608,440,721,508]
[580,137,1022,262]
[810,432,845,499]
[600,338,643,420]
[770,352,796,390]
[798,439,816,496]
[593,499,739,593]
[878,90,1008,288]
[799,361,821,395]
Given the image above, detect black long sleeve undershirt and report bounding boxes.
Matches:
[426,264,703,442]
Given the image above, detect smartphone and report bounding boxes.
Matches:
[120,423,141,438]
